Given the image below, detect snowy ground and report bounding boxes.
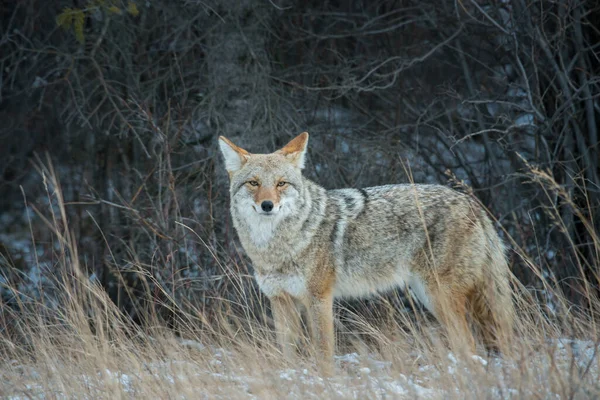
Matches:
[3,338,598,399]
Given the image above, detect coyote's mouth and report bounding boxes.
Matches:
[252,205,277,216]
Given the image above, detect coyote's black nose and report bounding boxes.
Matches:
[261,200,274,212]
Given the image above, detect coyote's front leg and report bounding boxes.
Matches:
[271,294,301,360]
[307,292,334,375]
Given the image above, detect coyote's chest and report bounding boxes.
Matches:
[240,213,282,248]
[255,272,307,298]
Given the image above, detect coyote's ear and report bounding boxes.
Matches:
[218,136,250,174]
[277,132,309,169]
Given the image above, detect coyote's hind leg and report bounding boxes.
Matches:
[428,286,477,355]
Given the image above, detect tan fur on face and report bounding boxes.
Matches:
[254,184,280,207]
[245,179,291,208]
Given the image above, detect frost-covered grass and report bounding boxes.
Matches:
[1,314,599,400]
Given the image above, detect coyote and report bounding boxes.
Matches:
[219,132,514,371]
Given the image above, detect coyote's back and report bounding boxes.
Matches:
[218,132,515,372]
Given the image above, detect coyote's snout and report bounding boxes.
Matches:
[250,183,280,215]
[219,132,515,374]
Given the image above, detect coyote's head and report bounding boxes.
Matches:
[218,132,309,230]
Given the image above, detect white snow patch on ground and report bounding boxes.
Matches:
[2,338,599,399]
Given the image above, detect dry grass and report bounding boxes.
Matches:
[1,163,599,399]
[1,285,598,400]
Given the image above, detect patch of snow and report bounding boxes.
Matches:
[514,114,534,126]
[336,352,361,365]
[472,355,488,366]
[486,102,500,117]
[314,106,353,125]
[447,353,458,364]
[279,369,295,380]
[340,140,350,153]
[507,87,527,98]
[88,272,99,284]
[32,76,48,89]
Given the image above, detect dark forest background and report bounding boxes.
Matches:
[0,0,599,329]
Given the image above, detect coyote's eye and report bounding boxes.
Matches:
[248,181,259,187]
[277,181,287,187]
